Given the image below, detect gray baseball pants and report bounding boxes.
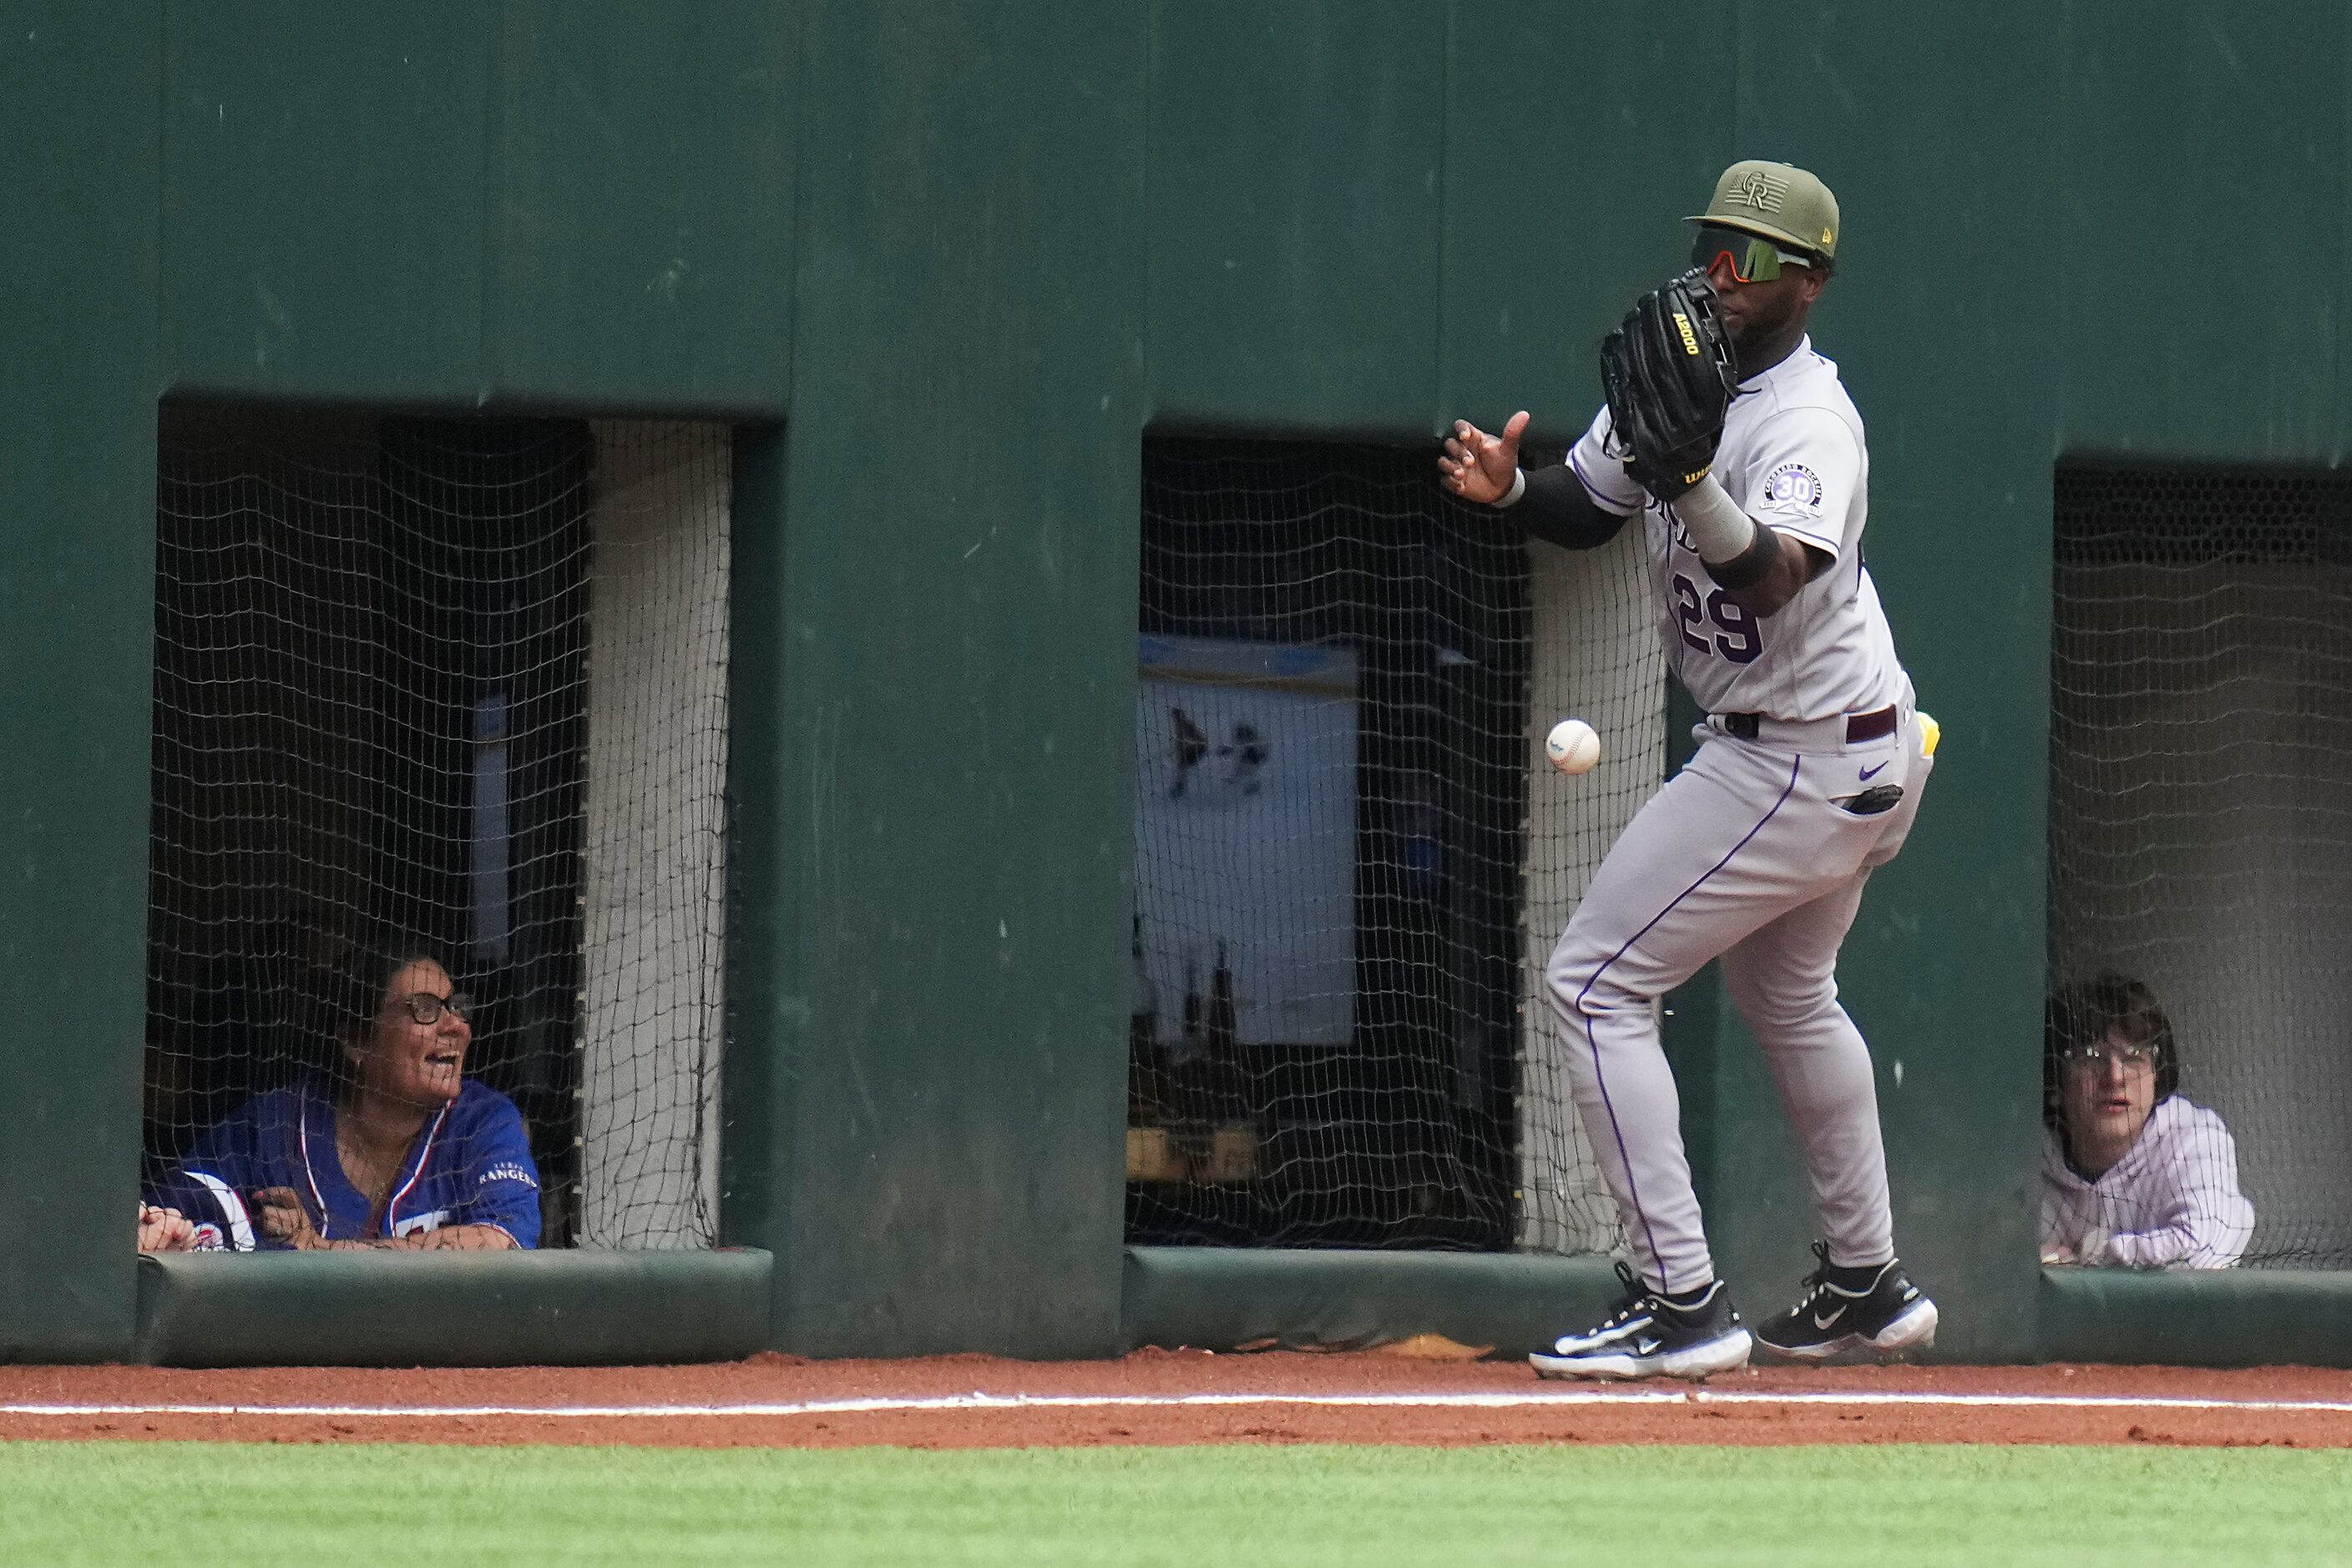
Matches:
[1544,703,1930,1295]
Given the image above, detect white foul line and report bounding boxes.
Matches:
[5,1388,2352,1419]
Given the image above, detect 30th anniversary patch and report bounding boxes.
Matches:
[1761,461,1824,514]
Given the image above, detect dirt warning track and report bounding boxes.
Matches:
[3,1354,2349,1449]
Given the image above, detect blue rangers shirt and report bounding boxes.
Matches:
[147,1077,542,1249]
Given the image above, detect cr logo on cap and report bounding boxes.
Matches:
[1730,171,1788,213]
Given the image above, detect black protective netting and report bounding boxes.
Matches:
[1128,440,1662,1251]
[2049,459,2352,1267]
[146,409,728,1251]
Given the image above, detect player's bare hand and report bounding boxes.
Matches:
[254,1186,323,1251]
[136,1203,195,1253]
[1436,411,1529,505]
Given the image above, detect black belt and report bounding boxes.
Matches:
[1719,705,1899,744]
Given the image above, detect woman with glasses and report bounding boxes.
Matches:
[140,936,540,1252]
[2041,974,2252,1268]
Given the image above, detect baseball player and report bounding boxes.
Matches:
[1439,160,1937,1378]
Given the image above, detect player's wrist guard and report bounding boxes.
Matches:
[1671,473,1758,564]
[1494,468,1526,508]
[1707,522,1783,591]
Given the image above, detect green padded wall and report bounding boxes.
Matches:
[160,0,794,412]
[161,3,494,403]
[483,2,797,412]
[752,0,1144,1356]
[1437,1,1734,445]
[2056,8,2348,460]
[136,1249,772,1368]
[1146,2,1441,438]
[0,3,163,1362]
[721,426,793,1278]
[2041,1267,2352,1369]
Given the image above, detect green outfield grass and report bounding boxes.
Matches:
[3,1439,2347,1566]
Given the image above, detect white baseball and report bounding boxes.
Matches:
[1545,718,1601,776]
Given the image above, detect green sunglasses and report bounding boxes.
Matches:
[1691,224,1816,283]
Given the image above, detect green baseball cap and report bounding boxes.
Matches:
[1686,160,1839,260]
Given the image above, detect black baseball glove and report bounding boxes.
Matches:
[1599,270,1740,503]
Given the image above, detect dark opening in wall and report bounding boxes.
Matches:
[148,408,732,1252]
[2050,458,2352,1267]
[1126,439,1534,1250]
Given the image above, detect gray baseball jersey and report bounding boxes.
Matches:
[1536,334,1926,1296]
[1570,336,1902,721]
